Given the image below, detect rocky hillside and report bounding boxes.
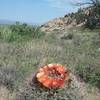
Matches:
[41,6,100,34]
[41,17,77,34]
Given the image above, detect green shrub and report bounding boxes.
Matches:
[32,26,45,38]
[85,17,97,29]
[76,64,100,88]
[10,22,33,36]
[0,26,13,42]
[0,23,45,42]
[10,23,45,39]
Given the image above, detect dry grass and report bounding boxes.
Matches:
[0,26,100,100]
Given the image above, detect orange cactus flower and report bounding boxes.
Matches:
[36,64,69,89]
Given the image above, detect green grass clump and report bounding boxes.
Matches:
[0,23,45,42]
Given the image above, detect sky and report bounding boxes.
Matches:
[0,0,87,24]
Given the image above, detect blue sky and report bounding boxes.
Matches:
[0,0,86,24]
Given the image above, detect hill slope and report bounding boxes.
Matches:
[41,6,100,34]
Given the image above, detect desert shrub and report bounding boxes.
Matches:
[74,12,86,24]
[0,25,26,42]
[76,64,100,88]
[61,34,73,40]
[0,23,45,42]
[10,23,45,39]
[0,26,27,42]
[85,17,97,29]
[0,26,13,42]
[71,29,100,88]
[10,22,33,36]
[32,26,45,38]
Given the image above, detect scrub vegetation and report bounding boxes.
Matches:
[0,23,100,100]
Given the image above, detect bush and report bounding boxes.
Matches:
[0,26,27,42]
[32,26,45,38]
[10,23,45,38]
[76,64,100,88]
[10,22,33,36]
[85,17,97,29]
[0,23,45,42]
[0,26,13,42]
[10,23,45,39]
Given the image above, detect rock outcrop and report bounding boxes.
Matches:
[41,17,77,34]
[41,6,100,33]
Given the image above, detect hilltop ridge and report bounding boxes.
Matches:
[41,6,100,34]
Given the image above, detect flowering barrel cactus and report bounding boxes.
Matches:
[36,64,69,89]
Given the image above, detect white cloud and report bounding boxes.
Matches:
[69,0,84,4]
[44,0,84,9]
[44,0,70,8]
